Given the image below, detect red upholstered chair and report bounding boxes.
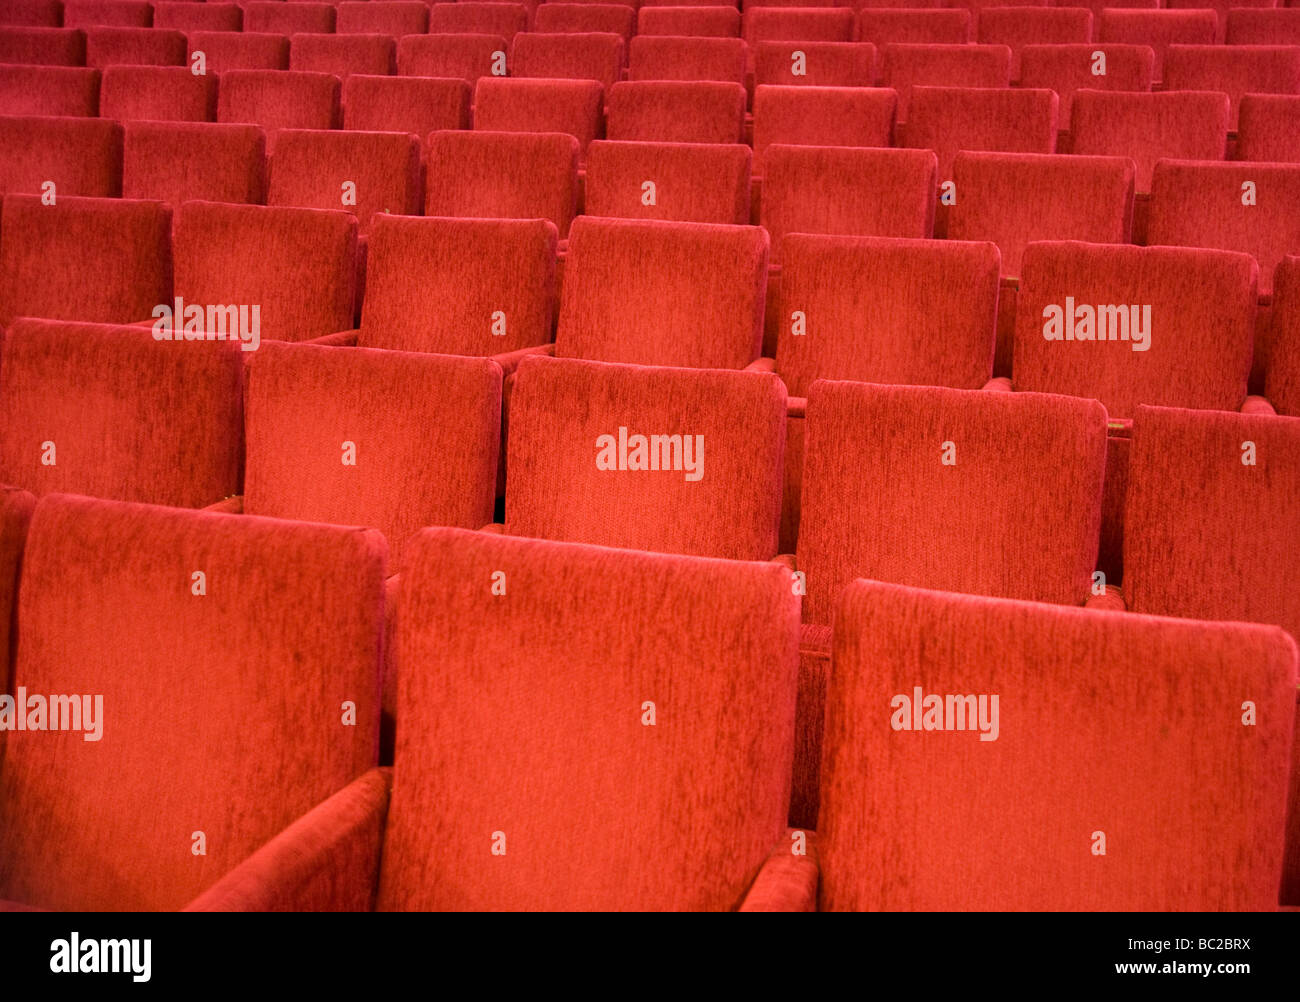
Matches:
[975,6,1092,79]
[243,1,335,36]
[1268,255,1300,417]
[337,1,428,37]
[498,355,786,560]
[534,4,637,45]
[949,151,1135,376]
[0,64,98,117]
[555,216,769,370]
[341,75,470,158]
[752,85,896,175]
[0,319,243,508]
[753,41,875,89]
[1227,9,1300,45]
[879,43,1011,124]
[1168,0,1276,42]
[856,9,972,46]
[817,578,1297,910]
[187,31,289,73]
[216,70,340,152]
[289,33,396,79]
[396,33,507,85]
[123,121,266,207]
[636,5,741,37]
[1097,8,1217,81]
[1163,45,1300,133]
[903,85,1058,185]
[0,26,86,64]
[1237,95,1300,164]
[510,32,626,93]
[1017,43,1154,124]
[268,129,421,235]
[0,0,62,27]
[790,379,1108,827]
[152,2,242,33]
[1117,404,1300,904]
[743,7,855,50]
[0,485,35,696]
[584,140,751,225]
[426,2,528,41]
[62,0,150,28]
[99,65,217,123]
[472,77,605,158]
[83,26,186,69]
[172,201,357,344]
[607,79,747,144]
[0,194,170,328]
[0,115,122,197]
[627,35,747,84]
[424,130,579,238]
[0,494,387,911]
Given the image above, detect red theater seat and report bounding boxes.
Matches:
[753,41,875,89]
[424,130,579,237]
[501,355,786,560]
[84,26,187,68]
[216,69,341,151]
[903,85,1057,185]
[1167,0,1276,42]
[879,43,1011,123]
[396,33,506,84]
[187,31,289,73]
[152,2,242,33]
[816,577,1296,910]
[0,25,85,64]
[627,35,748,85]
[1269,255,1300,416]
[0,485,34,696]
[426,2,528,41]
[510,32,625,92]
[290,33,396,79]
[751,84,897,173]
[61,0,150,28]
[584,139,751,225]
[1237,95,1300,163]
[0,493,386,912]
[743,7,855,48]
[268,129,420,235]
[100,64,217,122]
[123,121,266,206]
[0,193,169,327]
[607,79,747,143]
[0,0,62,27]
[1097,8,1216,81]
[242,2,335,37]
[534,4,637,45]
[856,9,972,46]
[240,341,502,566]
[0,64,98,116]
[336,1,428,37]
[0,114,121,197]
[0,320,242,507]
[341,75,470,153]
[1017,43,1154,123]
[636,6,741,37]
[473,77,605,157]
[1162,45,1300,132]
[1226,8,1300,46]
[975,6,1091,79]
[556,216,768,370]
[173,201,357,344]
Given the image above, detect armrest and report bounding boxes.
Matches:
[981,376,1013,392]
[738,828,819,912]
[303,328,360,348]
[744,356,776,374]
[770,553,795,571]
[491,343,554,379]
[479,522,506,534]
[1242,395,1277,417]
[183,767,392,912]
[202,495,244,514]
[1084,584,1126,612]
[786,396,806,419]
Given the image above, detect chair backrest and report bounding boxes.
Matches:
[0,114,122,198]
[584,139,751,226]
[123,121,265,206]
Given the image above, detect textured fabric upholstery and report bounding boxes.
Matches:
[244,341,501,566]
[904,85,1058,182]
[123,121,265,206]
[357,215,557,356]
[0,114,122,197]
[337,1,428,37]
[627,35,747,84]
[1098,8,1217,80]
[341,75,469,152]
[187,31,289,73]
[173,201,357,343]
[0,494,386,911]
[856,9,972,45]
[0,64,98,116]
[1268,255,1300,417]
[1237,95,1300,164]
[743,8,855,47]
[752,85,896,173]
[976,7,1091,78]
[217,70,340,149]
[636,5,740,37]
[1163,45,1300,132]
[585,140,751,225]
[62,0,150,28]
[1014,241,1258,420]
[243,1,335,35]
[100,64,216,123]
[1168,0,1275,40]
[753,41,876,88]
[0,25,85,64]
[608,79,746,144]
[0,319,242,508]
[817,578,1297,910]
[1070,90,1228,195]
[425,130,579,237]
[0,485,35,696]
[505,355,786,560]
[396,33,506,84]
[880,43,1011,123]
[557,215,768,369]
[84,26,186,68]
[290,33,396,79]
[0,1,62,27]
[152,2,242,33]
[1226,8,1300,45]
[426,2,528,40]
[473,76,605,155]
[1018,43,1153,123]
[533,3,642,45]
[268,129,420,234]
[511,32,625,93]
[0,193,170,327]
[378,526,799,909]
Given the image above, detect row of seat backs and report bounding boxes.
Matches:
[0,492,1292,910]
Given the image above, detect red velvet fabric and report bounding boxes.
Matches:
[216,69,340,150]
[100,64,217,123]
[123,121,266,206]
[1237,94,1300,165]
[1163,44,1300,132]
[880,43,1011,123]
[533,3,643,46]
[608,79,747,144]
[511,31,626,93]
[83,25,185,68]
[976,7,1091,79]
[0,1,62,28]
[904,85,1058,183]
[0,25,85,65]
[187,31,289,73]
[585,139,750,225]
[1018,43,1154,123]
[743,7,855,48]
[152,2,242,34]
[379,527,799,910]
[818,579,1297,910]
[0,64,98,117]
[243,1,335,36]
[752,84,896,173]
[753,41,876,89]
[62,0,150,29]
[473,76,605,157]
[0,485,35,697]
[1268,255,1300,417]
[856,9,972,46]
[637,5,740,38]
[1097,8,1217,80]
[341,75,469,153]
[0,114,122,198]
[1227,8,1300,45]
[426,2,528,41]
[396,33,506,84]
[337,2,428,38]
[289,32,396,79]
